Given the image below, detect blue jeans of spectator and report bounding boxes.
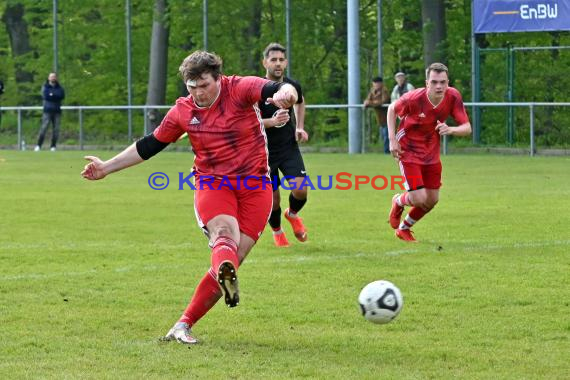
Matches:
[380,124,389,154]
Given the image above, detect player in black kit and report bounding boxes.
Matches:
[258,43,309,247]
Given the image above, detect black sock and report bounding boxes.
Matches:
[269,208,282,229]
[289,193,307,214]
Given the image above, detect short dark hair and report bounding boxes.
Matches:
[372,76,383,83]
[263,42,286,58]
[425,62,448,80]
[179,51,223,82]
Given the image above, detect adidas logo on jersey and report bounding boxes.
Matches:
[418,112,426,118]
[190,116,200,125]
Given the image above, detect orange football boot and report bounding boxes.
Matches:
[389,194,405,229]
[273,231,290,247]
[284,208,308,242]
[395,228,417,243]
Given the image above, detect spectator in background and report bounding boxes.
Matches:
[391,72,414,103]
[35,73,65,151]
[364,76,391,154]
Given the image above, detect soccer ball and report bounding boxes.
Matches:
[358,280,403,324]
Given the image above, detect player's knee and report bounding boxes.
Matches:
[210,224,235,239]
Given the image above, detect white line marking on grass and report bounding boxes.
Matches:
[241,248,421,265]
[1,269,99,281]
[0,250,417,281]
[0,265,183,281]
[1,240,567,282]
[384,249,420,256]
[448,239,570,251]
[0,241,195,251]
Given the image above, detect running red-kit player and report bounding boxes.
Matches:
[387,62,471,242]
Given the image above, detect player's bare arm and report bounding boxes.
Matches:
[435,121,472,136]
[387,103,402,159]
[262,108,290,129]
[83,112,172,181]
[82,143,144,180]
[294,97,308,142]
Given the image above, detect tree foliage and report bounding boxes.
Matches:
[1,0,569,146]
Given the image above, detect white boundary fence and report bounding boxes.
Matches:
[1,102,569,156]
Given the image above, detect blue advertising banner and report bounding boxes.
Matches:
[473,0,570,33]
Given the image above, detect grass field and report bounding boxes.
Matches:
[1,150,569,379]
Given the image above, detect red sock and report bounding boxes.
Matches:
[409,206,429,223]
[179,268,221,326]
[211,236,239,272]
[400,207,429,229]
[398,192,410,207]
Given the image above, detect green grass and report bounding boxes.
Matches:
[1,151,569,379]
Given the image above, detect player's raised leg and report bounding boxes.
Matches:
[207,216,241,307]
[162,216,241,344]
[395,188,439,242]
[163,214,266,345]
[392,162,424,242]
[162,267,221,345]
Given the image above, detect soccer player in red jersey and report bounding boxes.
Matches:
[81,51,298,344]
[387,63,471,242]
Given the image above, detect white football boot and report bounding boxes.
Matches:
[161,322,198,345]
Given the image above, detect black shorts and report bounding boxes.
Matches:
[269,146,307,191]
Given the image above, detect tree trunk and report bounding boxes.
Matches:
[2,3,34,83]
[146,0,170,132]
[421,0,447,67]
[326,2,346,101]
[241,0,262,74]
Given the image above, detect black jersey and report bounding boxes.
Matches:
[258,77,304,155]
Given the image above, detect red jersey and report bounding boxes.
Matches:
[153,75,270,179]
[394,87,469,165]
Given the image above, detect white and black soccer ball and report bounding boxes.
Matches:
[358,280,403,324]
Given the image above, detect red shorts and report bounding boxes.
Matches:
[398,161,442,191]
[194,177,273,242]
